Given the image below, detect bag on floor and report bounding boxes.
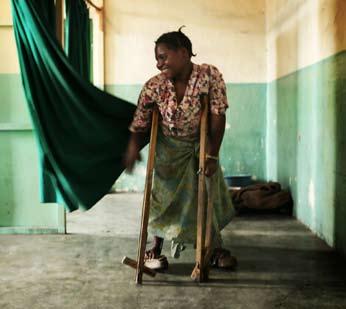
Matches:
[231,182,293,213]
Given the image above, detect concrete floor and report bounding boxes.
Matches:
[1,193,346,309]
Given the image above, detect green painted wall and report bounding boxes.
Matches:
[105,83,267,191]
[0,74,30,123]
[223,84,266,181]
[266,51,346,255]
[0,74,64,233]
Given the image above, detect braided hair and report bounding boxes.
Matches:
[155,26,196,57]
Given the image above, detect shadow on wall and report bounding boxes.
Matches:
[333,0,346,257]
[0,75,16,227]
[0,133,15,227]
[272,7,299,217]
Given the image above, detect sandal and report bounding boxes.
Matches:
[210,248,237,269]
[144,255,169,271]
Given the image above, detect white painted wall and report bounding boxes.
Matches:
[104,0,267,84]
[266,0,346,80]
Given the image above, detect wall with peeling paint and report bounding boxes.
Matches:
[0,0,65,232]
[104,0,267,84]
[266,0,346,255]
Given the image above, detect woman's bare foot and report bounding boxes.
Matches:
[145,236,164,259]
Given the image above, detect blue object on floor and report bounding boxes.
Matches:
[224,175,252,187]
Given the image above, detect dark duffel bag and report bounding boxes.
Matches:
[231,182,293,214]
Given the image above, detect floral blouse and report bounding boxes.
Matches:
[129,63,228,137]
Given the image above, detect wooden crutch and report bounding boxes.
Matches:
[203,173,215,279]
[191,94,215,282]
[122,106,159,284]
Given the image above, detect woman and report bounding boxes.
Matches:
[124,27,236,269]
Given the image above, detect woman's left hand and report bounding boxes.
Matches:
[205,158,218,177]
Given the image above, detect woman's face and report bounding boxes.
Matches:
[155,43,188,79]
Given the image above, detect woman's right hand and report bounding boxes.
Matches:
[123,133,143,173]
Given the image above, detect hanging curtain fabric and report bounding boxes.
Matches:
[65,0,91,81]
[11,0,137,211]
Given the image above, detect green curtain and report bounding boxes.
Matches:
[11,0,137,211]
[65,0,91,81]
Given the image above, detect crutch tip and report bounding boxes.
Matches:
[121,256,129,264]
[191,264,209,282]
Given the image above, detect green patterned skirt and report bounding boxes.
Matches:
[149,129,236,257]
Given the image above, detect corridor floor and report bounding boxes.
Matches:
[1,193,345,309]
